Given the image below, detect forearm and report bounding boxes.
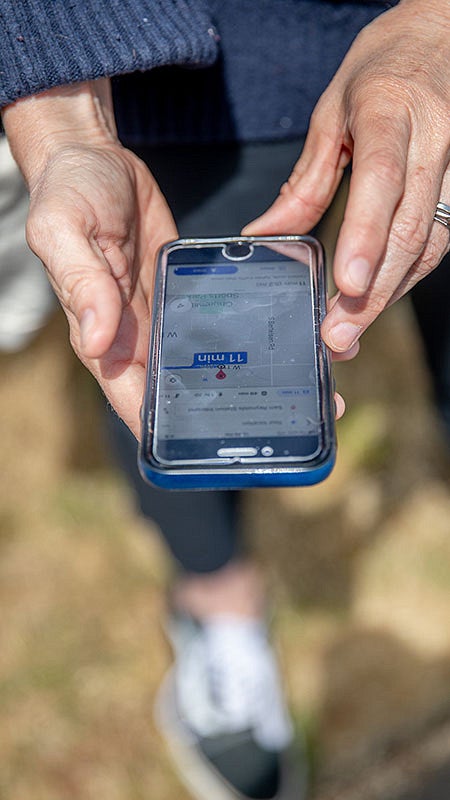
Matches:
[1,79,118,188]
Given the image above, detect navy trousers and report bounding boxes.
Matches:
[107,140,450,573]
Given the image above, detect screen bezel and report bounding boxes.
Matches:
[148,238,328,468]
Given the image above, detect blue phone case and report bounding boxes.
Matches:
[138,236,336,490]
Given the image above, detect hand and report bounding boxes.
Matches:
[29,145,177,437]
[243,0,450,354]
[3,82,177,438]
[23,150,349,429]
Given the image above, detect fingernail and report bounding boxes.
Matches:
[346,257,372,293]
[80,308,96,350]
[328,322,362,351]
[241,218,262,235]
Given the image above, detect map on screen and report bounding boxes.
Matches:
[156,260,320,442]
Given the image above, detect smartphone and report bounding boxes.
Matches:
[138,236,336,489]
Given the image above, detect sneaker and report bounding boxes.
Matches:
[155,612,307,800]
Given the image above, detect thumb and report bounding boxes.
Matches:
[28,220,124,359]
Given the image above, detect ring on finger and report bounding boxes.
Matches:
[433,201,450,230]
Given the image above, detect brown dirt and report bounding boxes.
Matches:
[1,300,450,800]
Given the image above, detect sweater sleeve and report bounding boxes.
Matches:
[0,0,219,107]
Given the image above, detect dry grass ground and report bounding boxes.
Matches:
[1,298,450,800]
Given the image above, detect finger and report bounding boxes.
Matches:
[106,363,146,439]
[388,172,450,303]
[242,102,351,235]
[67,283,151,439]
[136,186,179,296]
[98,295,150,438]
[335,392,346,420]
[388,216,450,305]
[322,228,448,353]
[27,213,124,359]
[333,110,410,297]
[331,343,360,423]
[321,294,362,356]
[323,163,450,352]
[331,339,360,361]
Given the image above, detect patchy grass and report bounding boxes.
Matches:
[1,304,450,800]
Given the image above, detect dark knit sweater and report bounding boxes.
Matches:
[0,0,397,145]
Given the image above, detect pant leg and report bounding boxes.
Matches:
[107,139,304,573]
[107,410,243,573]
[133,140,302,235]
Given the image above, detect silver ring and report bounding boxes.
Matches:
[434,201,450,230]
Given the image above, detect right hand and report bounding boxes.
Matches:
[3,82,178,437]
[243,0,450,354]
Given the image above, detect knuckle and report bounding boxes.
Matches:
[280,177,328,219]
[418,234,450,272]
[369,289,389,319]
[359,151,405,192]
[361,287,388,318]
[390,213,430,257]
[58,267,95,312]
[341,288,387,320]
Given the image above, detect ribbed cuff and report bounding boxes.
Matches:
[0,0,219,107]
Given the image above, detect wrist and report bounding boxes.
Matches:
[1,79,118,188]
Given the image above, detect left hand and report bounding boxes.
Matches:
[2,81,178,438]
[243,0,450,354]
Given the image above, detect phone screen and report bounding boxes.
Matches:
[153,243,323,464]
